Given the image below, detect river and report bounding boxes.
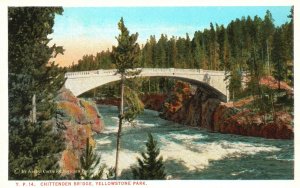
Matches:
[94,105,294,180]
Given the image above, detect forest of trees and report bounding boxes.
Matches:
[8,7,66,180]
[69,8,293,100]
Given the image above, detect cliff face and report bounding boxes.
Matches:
[141,93,167,112]
[213,103,293,139]
[161,82,221,130]
[56,88,104,177]
[161,80,293,140]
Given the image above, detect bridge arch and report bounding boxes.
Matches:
[64,68,229,102]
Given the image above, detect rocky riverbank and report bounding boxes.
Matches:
[95,78,293,140]
[213,103,293,139]
[160,79,294,140]
[55,88,104,177]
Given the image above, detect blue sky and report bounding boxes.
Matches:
[50,6,292,66]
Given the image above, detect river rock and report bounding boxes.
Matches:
[56,87,104,177]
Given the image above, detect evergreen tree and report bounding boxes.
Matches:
[208,23,220,70]
[217,25,230,70]
[226,61,242,101]
[168,36,177,68]
[155,34,168,68]
[8,7,66,180]
[149,35,157,67]
[262,10,275,75]
[284,6,294,85]
[192,32,202,69]
[185,33,194,68]
[75,138,106,180]
[111,17,142,179]
[272,28,287,89]
[131,133,166,180]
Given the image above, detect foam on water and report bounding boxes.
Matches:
[96,136,112,145]
[97,149,140,174]
[158,136,280,171]
[111,116,119,121]
[96,136,281,175]
[169,132,208,141]
[96,106,293,179]
[140,123,157,127]
[102,126,118,134]
[266,155,294,161]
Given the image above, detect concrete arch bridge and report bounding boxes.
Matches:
[64,68,229,102]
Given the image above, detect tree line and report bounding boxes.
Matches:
[69,8,293,99]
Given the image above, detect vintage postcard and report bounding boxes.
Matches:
[1,0,298,188]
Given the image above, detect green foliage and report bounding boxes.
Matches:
[9,121,65,180]
[70,9,293,102]
[75,138,106,180]
[111,17,143,179]
[69,50,114,71]
[124,86,144,123]
[226,66,242,100]
[70,9,293,118]
[131,133,166,180]
[67,10,294,131]
[8,7,66,180]
[272,28,288,88]
[111,17,140,74]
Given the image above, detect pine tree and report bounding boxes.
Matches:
[272,28,288,89]
[285,6,294,85]
[226,62,242,101]
[8,7,66,180]
[262,10,275,75]
[192,32,202,69]
[168,36,177,68]
[75,138,106,180]
[217,25,231,70]
[185,33,194,68]
[111,17,142,179]
[208,23,220,70]
[155,34,168,68]
[131,133,166,180]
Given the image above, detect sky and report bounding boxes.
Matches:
[49,6,292,67]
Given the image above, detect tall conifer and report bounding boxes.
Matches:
[8,7,65,180]
[131,133,166,180]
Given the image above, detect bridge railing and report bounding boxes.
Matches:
[65,70,100,77]
[65,68,226,78]
[65,69,119,78]
[140,68,225,76]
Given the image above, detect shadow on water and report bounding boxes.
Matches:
[100,153,294,180]
[194,155,294,180]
